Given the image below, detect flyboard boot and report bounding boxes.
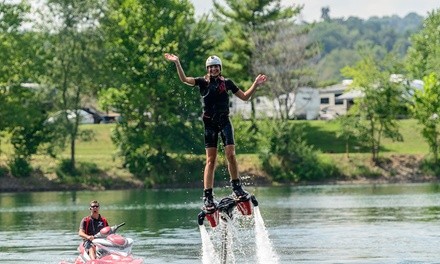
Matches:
[231,179,253,216]
[201,188,219,227]
[198,183,259,228]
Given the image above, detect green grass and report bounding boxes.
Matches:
[0,119,432,181]
[1,124,117,156]
[299,119,429,154]
[0,124,129,179]
[0,119,431,159]
[381,119,429,154]
[72,124,118,164]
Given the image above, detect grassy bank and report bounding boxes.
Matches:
[0,119,434,190]
[297,119,429,154]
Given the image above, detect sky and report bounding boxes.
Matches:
[190,0,440,21]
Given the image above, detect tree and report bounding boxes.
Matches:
[252,21,319,120]
[314,48,361,85]
[99,0,215,183]
[406,8,440,79]
[0,1,54,176]
[260,121,337,182]
[6,84,55,176]
[33,0,105,171]
[213,0,301,138]
[405,9,440,165]
[321,6,330,21]
[336,114,361,158]
[0,1,30,130]
[341,52,404,163]
[409,73,440,162]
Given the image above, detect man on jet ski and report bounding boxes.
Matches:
[78,200,109,260]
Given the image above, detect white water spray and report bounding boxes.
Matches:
[219,220,236,264]
[254,206,279,264]
[200,198,279,264]
[199,225,219,264]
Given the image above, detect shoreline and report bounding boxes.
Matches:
[1,154,438,193]
[1,171,439,193]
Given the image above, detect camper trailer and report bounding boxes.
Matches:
[229,87,320,120]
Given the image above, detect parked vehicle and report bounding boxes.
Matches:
[319,107,338,120]
[46,110,95,124]
[81,108,103,124]
[82,107,121,124]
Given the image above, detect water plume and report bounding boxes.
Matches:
[254,206,279,264]
[199,224,219,264]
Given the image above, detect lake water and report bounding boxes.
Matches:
[1,184,440,263]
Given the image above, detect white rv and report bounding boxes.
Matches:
[229,87,320,120]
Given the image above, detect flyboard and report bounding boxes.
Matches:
[198,193,259,264]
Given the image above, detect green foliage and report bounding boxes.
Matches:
[420,157,440,177]
[0,2,34,133]
[337,114,363,157]
[8,157,32,177]
[252,21,320,119]
[0,165,8,177]
[32,0,106,169]
[409,73,440,161]
[4,85,50,151]
[1,83,55,177]
[406,8,440,79]
[112,127,167,180]
[99,0,213,181]
[150,154,205,188]
[404,11,440,162]
[213,0,301,146]
[56,159,113,187]
[231,116,261,153]
[315,48,361,85]
[57,158,80,177]
[0,0,433,185]
[309,13,423,83]
[341,52,405,162]
[214,0,301,86]
[309,19,356,56]
[260,122,338,182]
[0,5,52,175]
[0,1,31,86]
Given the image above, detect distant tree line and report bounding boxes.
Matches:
[309,10,424,85]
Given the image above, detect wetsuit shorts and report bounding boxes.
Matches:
[203,113,235,148]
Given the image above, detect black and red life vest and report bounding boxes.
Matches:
[83,215,108,235]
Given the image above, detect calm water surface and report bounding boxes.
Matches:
[1,184,440,263]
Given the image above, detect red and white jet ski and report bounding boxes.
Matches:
[60,222,143,264]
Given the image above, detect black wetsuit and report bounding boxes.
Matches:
[194,76,239,148]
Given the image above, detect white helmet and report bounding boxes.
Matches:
[206,55,222,70]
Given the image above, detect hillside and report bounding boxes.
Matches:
[309,13,424,84]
